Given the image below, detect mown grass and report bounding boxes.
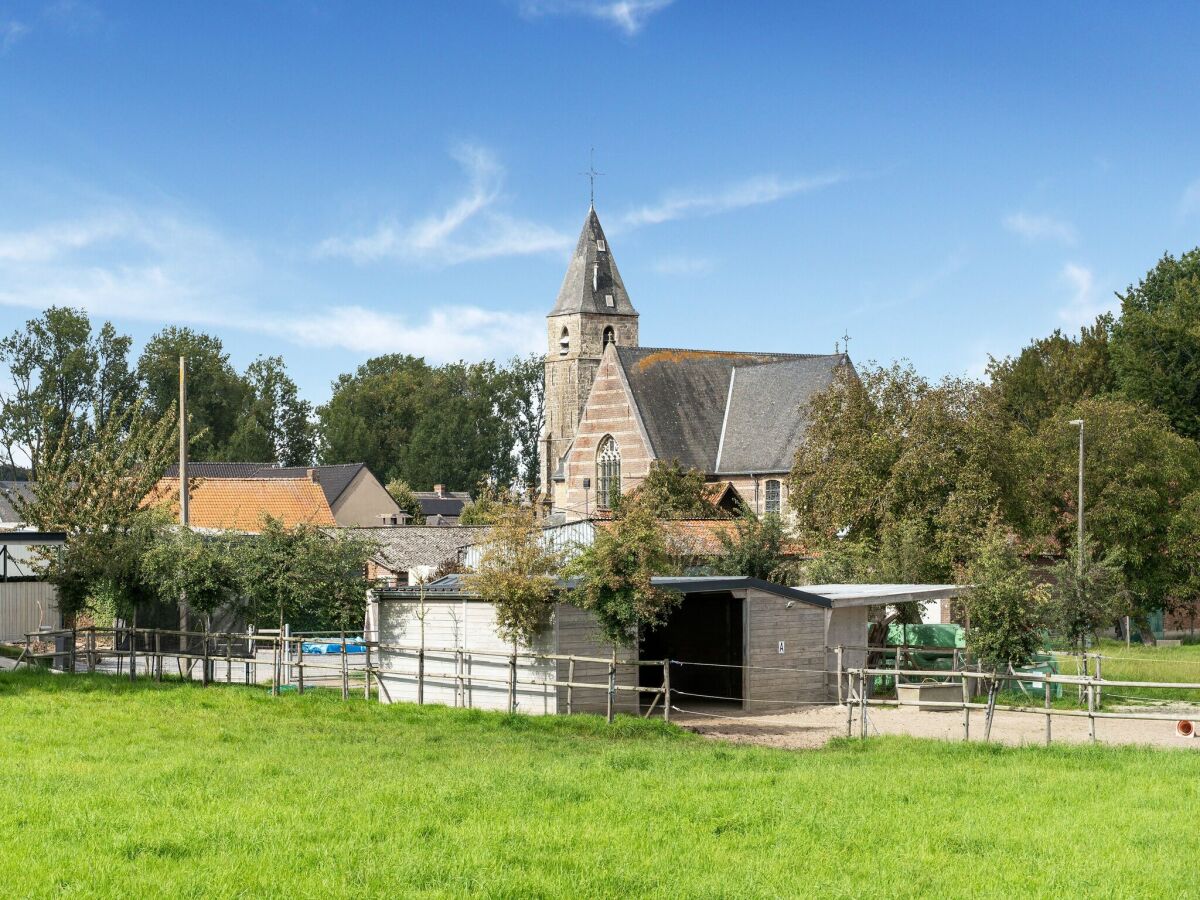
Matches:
[3,671,1200,898]
[1055,639,1200,704]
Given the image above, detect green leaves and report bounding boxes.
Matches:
[965,525,1048,670]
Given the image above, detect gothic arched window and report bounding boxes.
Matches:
[559,326,570,356]
[603,326,616,349]
[596,436,621,509]
[765,479,782,515]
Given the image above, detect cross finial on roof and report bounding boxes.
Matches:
[580,147,604,208]
[840,329,851,354]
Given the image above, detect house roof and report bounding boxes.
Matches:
[550,207,637,318]
[145,477,337,531]
[614,346,848,474]
[163,462,368,506]
[594,517,807,557]
[378,573,831,609]
[412,491,471,518]
[0,481,35,523]
[358,525,489,575]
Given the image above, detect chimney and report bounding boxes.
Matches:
[433,484,445,498]
[307,468,316,481]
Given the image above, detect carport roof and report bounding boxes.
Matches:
[376,574,831,609]
[802,583,964,608]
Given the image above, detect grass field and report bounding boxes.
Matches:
[4,671,1200,898]
[1055,639,1200,704]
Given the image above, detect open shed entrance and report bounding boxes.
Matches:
[639,591,744,710]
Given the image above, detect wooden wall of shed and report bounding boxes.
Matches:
[742,588,826,712]
[554,603,640,715]
[824,605,868,701]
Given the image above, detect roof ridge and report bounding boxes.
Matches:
[622,345,846,360]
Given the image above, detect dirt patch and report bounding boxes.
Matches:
[673,703,1200,751]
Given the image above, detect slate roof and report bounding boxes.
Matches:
[356,526,489,576]
[549,208,637,317]
[613,346,848,474]
[145,478,337,531]
[0,481,34,523]
[163,462,367,506]
[412,490,472,518]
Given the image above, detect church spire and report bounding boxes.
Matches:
[549,207,637,317]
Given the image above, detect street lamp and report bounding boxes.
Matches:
[1068,419,1084,577]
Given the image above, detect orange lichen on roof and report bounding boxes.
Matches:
[631,349,781,373]
[144,477,337,531]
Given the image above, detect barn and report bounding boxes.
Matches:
[368,575,848,715]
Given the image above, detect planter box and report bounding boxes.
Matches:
[896,681,963,711]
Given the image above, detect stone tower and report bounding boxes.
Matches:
[542,207,638,504]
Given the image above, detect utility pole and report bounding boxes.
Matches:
[179,356,189,526]
[1069,419,1084,576]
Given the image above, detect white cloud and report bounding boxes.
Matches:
[621,171,846,228]
[651,255,713,276]
[517,0,674,36]
[1057,262,1115,329]
[1180,178,1200,218]
[269,305,543,361]
[0,19,30,52]
[1003,212,1077,245]
[317,144,571,265]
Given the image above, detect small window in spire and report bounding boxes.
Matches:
[597,239,606,252]
[559,327,570,356]
[592,264,598,292]
[605,294,614,308]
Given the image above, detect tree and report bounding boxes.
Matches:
[964,526,1048,671]
[1046,546,1129,654]
[1110,249,1200,440]
[1168,492,1200,634]
[235,518,377,631]
[463,504,563,644]
[1035,396,1200,618]
[565,494,679,646]
[138,327,248,460]
[0,307,107,475]
[385,479,425,524]
[458,481,519,526]
[226,356,315,465]
[142,528,242,620]
[502,353,544,494]
[986,316,1116,434]
[621,459,723,519]
[713,507,786,580]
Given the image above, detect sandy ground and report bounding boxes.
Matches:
[672,701,1200,751]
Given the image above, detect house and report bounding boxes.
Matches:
[542,206,850,522]
[145,476,337,531]
[163,462,399,527]
[369,575,837,715]
[359,525,488,586]
[412,484,472,525]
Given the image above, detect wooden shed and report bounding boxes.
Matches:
[369,576,834,715]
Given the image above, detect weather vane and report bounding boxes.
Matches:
[580,147,604,208]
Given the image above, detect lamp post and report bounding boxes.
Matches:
[1068,419,1084,577]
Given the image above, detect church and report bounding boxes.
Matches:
[541,206,851,523]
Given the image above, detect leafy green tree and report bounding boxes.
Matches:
[1036,396,1200,618]
[138,327,248,460]
[713,506,786,580]
[385,478,425,524]
[0,307,108,475]
[1168,492,1200,633]
[1110,249,1200,440]
[142,528,242,619]
[621,459,723,519]
[1046,545,1129,654]
[964,525,1048,671]
[458,481,519,526]
[464,504,563,644]
[225,356,315,465]
[235,517,377,631]
[502,353,544,494]
[565,494,679,646]
[986,316,1116,434]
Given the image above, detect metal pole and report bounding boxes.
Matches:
[836,645,844,705]
[1044,677,1052,746]
[179,356,189,525]
[1070,418,1084,575]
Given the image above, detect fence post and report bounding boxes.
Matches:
[129,626,136,682]
[858,670,867,738]
[961,672,970,742]
[566,657,575,715]
[340,631,349,700]
[88,627,96,673]
[1087,678,1096,743]
[1094,654,1102,709]
[225,634,232,684]
[1044,677,1052,746]
[297,639,305,695]
[454,648,463,708]
[363,640,371,701]
[24,633,31,670]
[662,658,671,723]
[606,650,616,724]
[509,652,518,714]
[845,670,854,737]
[836,645,844,705]
[155,630,163,682]
[69,626,77,674]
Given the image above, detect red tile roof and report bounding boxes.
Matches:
[144,477,337,531]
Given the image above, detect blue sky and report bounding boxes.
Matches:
[2,1,1199,405]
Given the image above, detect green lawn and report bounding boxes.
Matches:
[1055,639,1200,704]
[3,671,1200,897]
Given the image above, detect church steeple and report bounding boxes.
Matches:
[550,208,637,317]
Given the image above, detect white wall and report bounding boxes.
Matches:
[376,597,558,714]
[0,581,60,642]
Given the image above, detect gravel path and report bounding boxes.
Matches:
[674,702,1200,751]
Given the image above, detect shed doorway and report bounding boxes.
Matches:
[639,592,744,711]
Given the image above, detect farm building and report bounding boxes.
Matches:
[370,575,858,715]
